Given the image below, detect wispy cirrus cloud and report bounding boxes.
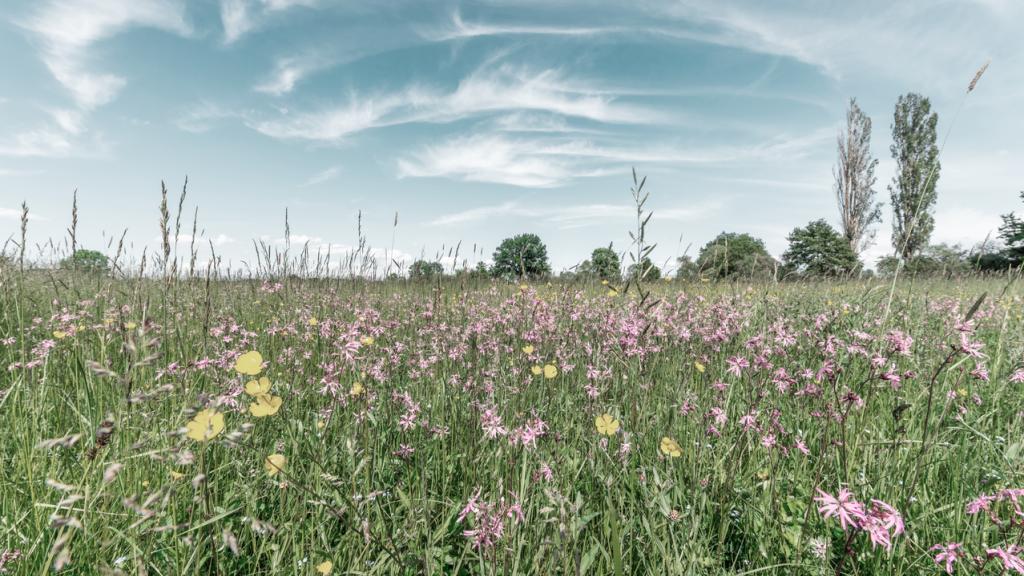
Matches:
[422,10,620,42]
[300,166,341,187]
[219,0,319,44]
[21,0,192,110]
[254,53,334,96]
[248,64,657,142]
[429,200,720,228]
[398,129,832,187]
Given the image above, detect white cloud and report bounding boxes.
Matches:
[0,128,74,158]
[174,102,242,133]
[249,64,656,142]
[397,130,831,187]
[254,54,332,96]
[300,166,341,187]
[424,10,618,42]
[220,0,319,44]
[429,200,720,228]
[21,0,192,109]
[220,0,253,44]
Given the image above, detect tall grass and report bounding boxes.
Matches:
[1,237,1022,574]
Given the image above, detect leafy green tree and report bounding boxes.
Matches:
[674,255,699,280]
[999,191,1024,265]
[876,244,970,277]
[889,93,940,260]
[696,232,776,280]
[59,249,109,273]
[588,246,620,282]
[491,234,551,280]
[627,257,661,282]
[782,220,861,278]
[409,259,444,280]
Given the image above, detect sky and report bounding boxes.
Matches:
[1,0,1022,274]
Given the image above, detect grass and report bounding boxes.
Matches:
[1,268,1022,575]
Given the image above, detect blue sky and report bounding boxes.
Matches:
[1,0,1022,273]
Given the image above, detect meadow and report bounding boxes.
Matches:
[1,264,1022,576]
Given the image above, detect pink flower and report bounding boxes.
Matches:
[930,543,962,574]
[988,546,1024,574]
[726,356,749,377]
[815,488,866,531]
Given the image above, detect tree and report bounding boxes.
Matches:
[588,246,620,282]
[696,232,776,280]
[782,220,860,278]
[491,234,551,280]
[876,244,970,278]
[835,98,882,254]
[998,191,1024,265]
[627,257,661,281]
[674,255,699,280]
[409,259,444,280]
[59,249,109,273]
[889,93,940,260]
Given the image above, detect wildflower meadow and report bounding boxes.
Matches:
[1,256,1023,574]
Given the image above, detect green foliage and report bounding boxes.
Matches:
[782,220,861,278]
[876,244,972,277]
[584,246,621,282]
[889,92,940,260]
[696,232,776,280]
[999,191,1024,265]
[409,259,444,280]
[491,234,551,280]
[674,255,699,280]
[59,249,110,273]
[626,256,661,282]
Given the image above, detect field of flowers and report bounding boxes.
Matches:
[1,272,1023,575]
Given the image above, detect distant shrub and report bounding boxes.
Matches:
[697,232,776,280]
[59,249,110,274]
[409,260,444,280]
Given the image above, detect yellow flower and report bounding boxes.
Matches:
[264,453,286,476]
[595,414,620,436]
[360,336,375,346]
[694,361,705,373]
[957,387,968,398]
[543,364,558,379]
[244,376,272,397]
[316,419,326,430]
[315,560,333,575]
[660,436,682,458]
[308,317,319,326]
[249,394,283,417]
[601,279,609,286]
[531,365,542,376]
[169,470,185,481]
[350,382,364,396]
[522,344,534,355]
[519,284,528,291]
[125,321,137,330]
[186,409,225,442]
[607,288,618,297]
[235,351,264,376]
[53,330,67,340]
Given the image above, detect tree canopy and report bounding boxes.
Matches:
[782,220,861,278]
[696,232,776,280]
[491,234,551,280]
